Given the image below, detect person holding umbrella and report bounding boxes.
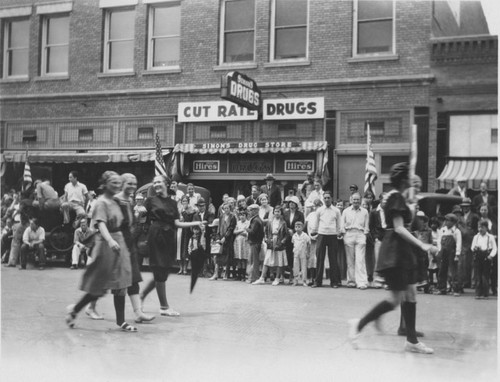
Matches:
[137,175,205,316]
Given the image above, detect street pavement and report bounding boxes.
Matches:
[1,265,498,382]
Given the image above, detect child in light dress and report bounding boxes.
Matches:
[233,210,250,281]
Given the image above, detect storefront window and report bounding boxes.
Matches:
[271,0,308,61]
[221,0,255,63]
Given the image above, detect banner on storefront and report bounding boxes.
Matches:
[284,159,314,172]
[178,101,258,122]
[263,97,324,120]
[193,160,220,172]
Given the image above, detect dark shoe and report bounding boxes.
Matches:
[70,265,77,270]
[39,266,45,270]
[331,284,339,288]
[311,284,321,288]
[397,328,424,337]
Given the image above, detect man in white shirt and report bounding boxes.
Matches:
[186,183,201,210]
[61,171,89,227]
[341,192,370,289]
[310,191,342,288]
[20,217,45,270]
[70,219,94,269]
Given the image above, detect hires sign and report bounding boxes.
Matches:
[221,71,261,110]
[263,97,324,120]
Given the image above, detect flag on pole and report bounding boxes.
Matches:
[364,123,377,196]
[321,149,331,186]
[154,131,168,176]
[23,148,32,191]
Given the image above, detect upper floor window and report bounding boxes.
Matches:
[41,14,69,76]
[220,0,255,63]
[138,127,154,140]
[2,18,30,78]
[147,2,180,69]
[354,0,394,56]
[271,0,308,61]
[103,7,135,72]
[78,129,93,141]
[210,126,227,139]
[22,130,37,143]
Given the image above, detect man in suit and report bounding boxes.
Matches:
[283,195,305,283]
[460,198,479,288]
[472,181,496,215]
[262,173,282,207]
[193,197,215,276]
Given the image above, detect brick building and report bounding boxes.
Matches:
[0,0,496,204]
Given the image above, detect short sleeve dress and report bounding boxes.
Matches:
[376,190,416,290]
[145,195,180,269]
[80,196,132,295]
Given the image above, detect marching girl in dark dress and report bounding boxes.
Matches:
[115,173,155,323]
[137,175,205,316]
[348,163,438,354]
[66,171,136,332]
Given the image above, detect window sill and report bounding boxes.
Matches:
[34,75,70,81]
[142,67,181,75]
[348,54,399,63]
[213,63,258,71]
[97,71,136,78]
[0,77,30,83]
[263,59,310,68]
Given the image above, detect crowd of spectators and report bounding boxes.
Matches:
[1,171,497,299]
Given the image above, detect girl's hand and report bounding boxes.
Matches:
[220,237,225,244]
[454,255,460,262]
[108,239,120,253]
[136,206,147,215]
[423,243,438,255]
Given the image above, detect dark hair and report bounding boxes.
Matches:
[478,220,489,229]
[273,205,283,214]
[336,199,344,204]
[29,217,39,226]
[153,174,171,187]
[389,162,409,189]
[69,170,79,179]
[323,190,333,198]
[429,217,440,227]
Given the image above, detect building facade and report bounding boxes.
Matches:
[0,0,495,204]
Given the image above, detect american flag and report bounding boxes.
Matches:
[364,123,377,196]
[154,131,168,176]
[23,148,32,190]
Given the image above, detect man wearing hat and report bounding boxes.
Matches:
[348,184,358,205]
[262,173,282,207]
[436,213,463,296]
[472,181,496,215]
[460,198,479,289]
[246,204,265,283]
[448,177,470,199]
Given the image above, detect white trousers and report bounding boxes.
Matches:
[344,230,368,287]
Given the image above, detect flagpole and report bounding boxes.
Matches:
[409,123,418,201]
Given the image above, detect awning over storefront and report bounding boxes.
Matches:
[436,159,498,190]
[173,140,328,155]
[1,150,169,163]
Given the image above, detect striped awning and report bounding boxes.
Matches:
[1,150,170,163]
[436,159,498,190]
[173,141,327,155]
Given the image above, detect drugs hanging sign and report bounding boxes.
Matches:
[221,71,261,111]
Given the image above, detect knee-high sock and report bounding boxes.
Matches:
[399,303,406,330]
[155,281,168,308]
[140,279,156,300]
[358,300,395,331]
[114,295,126,326]
[74,293,98,313]
[402,302,417,344]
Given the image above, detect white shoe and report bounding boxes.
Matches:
[272,279,280,286]
[160,308,180,317]
[348,318,361,349]
[134,311,155,323]
[405,341,434,354]
[252,278,265,285]
[85,308,104,320]
[209,275,218,281]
